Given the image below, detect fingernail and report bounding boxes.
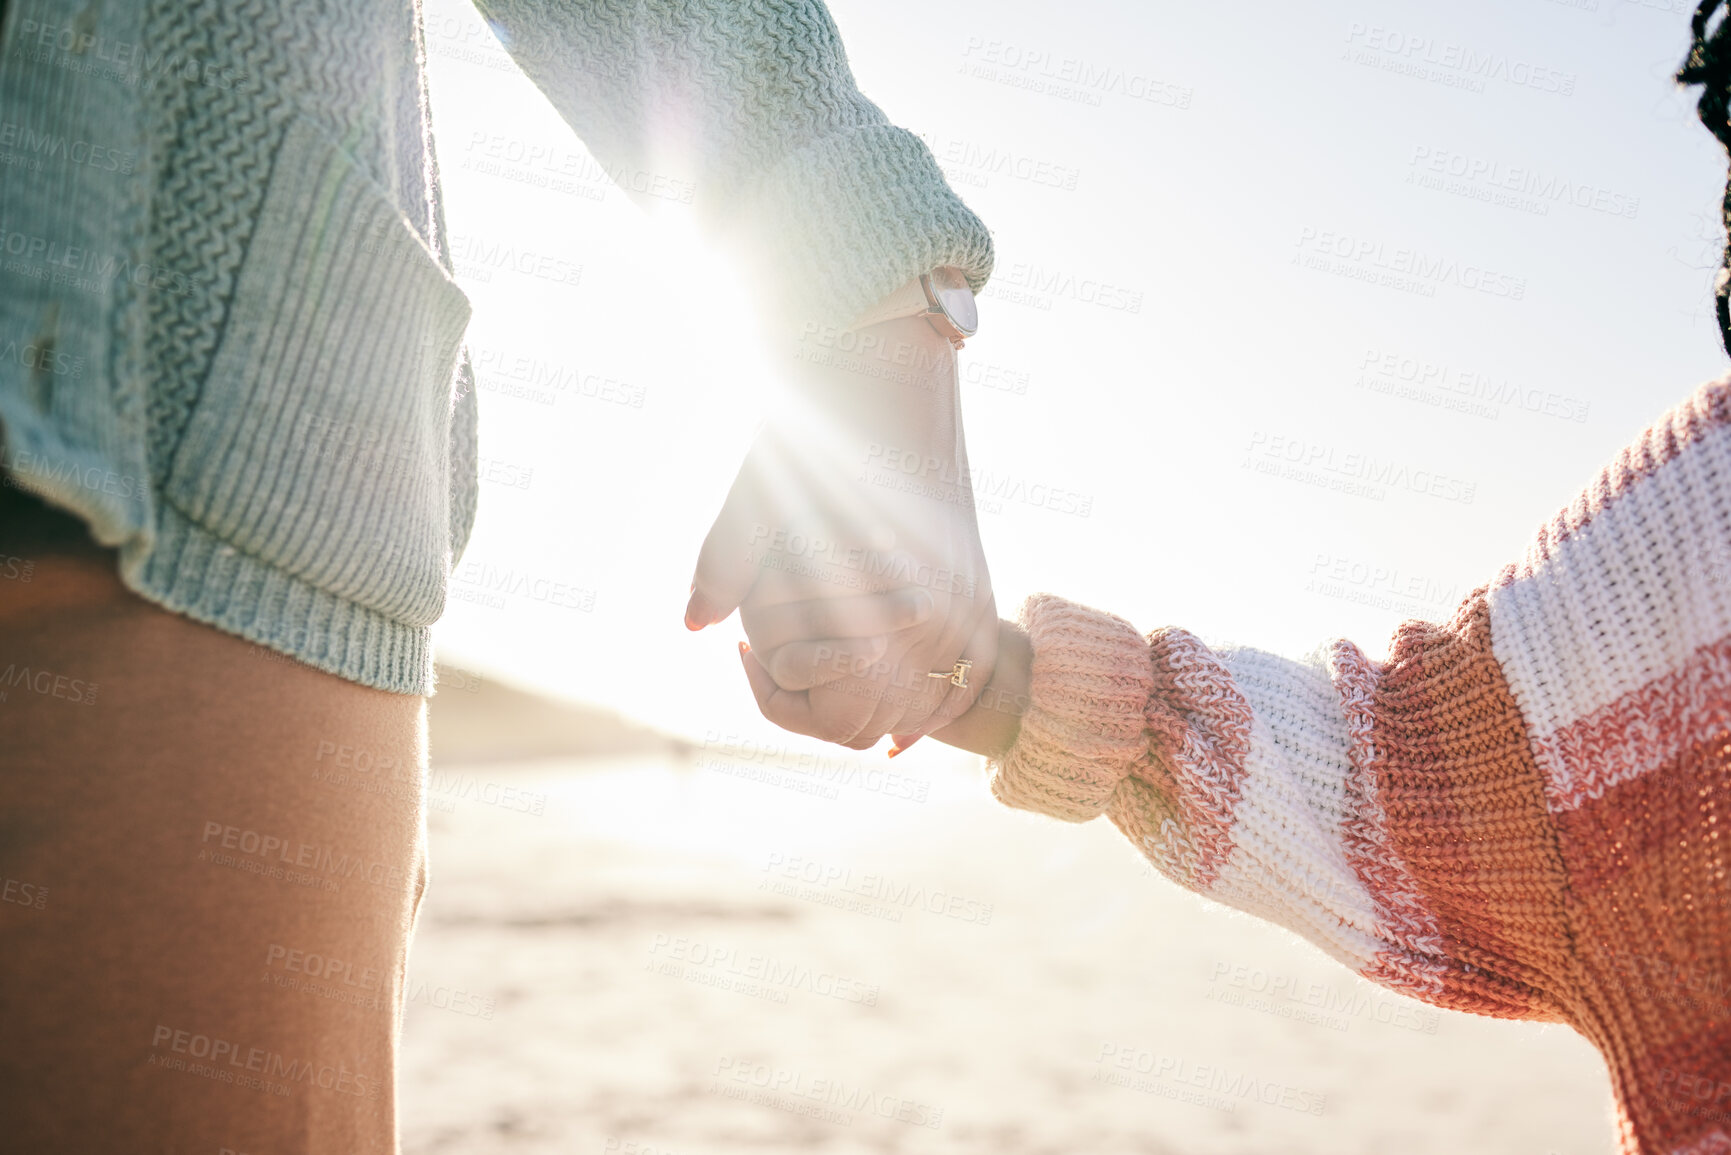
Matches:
[738,641,750,658]
[888,735,921,758]
[685,591,709,631]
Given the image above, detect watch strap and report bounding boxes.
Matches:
[847,274,934,331]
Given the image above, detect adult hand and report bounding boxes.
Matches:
[737,613,1032,759]
[684,312,997,749]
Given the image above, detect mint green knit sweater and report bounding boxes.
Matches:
[0,0,993,693]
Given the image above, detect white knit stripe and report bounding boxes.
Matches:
[1197,647,1396,977]
[1538,632,1731,812]
[1363,950,1449,1003]
[1489,421,1731,813]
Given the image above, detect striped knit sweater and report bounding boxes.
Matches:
[990,377,1731,1155]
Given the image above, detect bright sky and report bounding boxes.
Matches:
[422,0,1728,768]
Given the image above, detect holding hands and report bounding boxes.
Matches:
[684,304,1003,752]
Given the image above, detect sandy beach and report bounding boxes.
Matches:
[399,746,1617,1155]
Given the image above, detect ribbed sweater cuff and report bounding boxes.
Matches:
[731,124,995,330]
[119,500,434,695]
[988,594,1155,823]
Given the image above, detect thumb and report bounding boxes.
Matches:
[685,450,768,631]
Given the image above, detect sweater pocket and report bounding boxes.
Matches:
[161,115,472,628]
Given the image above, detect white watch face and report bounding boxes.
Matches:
[929,267,978,335]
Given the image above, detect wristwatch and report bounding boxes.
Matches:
[848,266,979,348]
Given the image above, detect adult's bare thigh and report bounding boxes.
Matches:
[0,488,428,1154]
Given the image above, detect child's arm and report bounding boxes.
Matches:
[741,375,1731,1152]
[926,377,1731,1153]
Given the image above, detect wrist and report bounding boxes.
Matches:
[775,262,975,415]
[780,312,963,447]
[929,619,1030,758]
[848,267,978,347]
